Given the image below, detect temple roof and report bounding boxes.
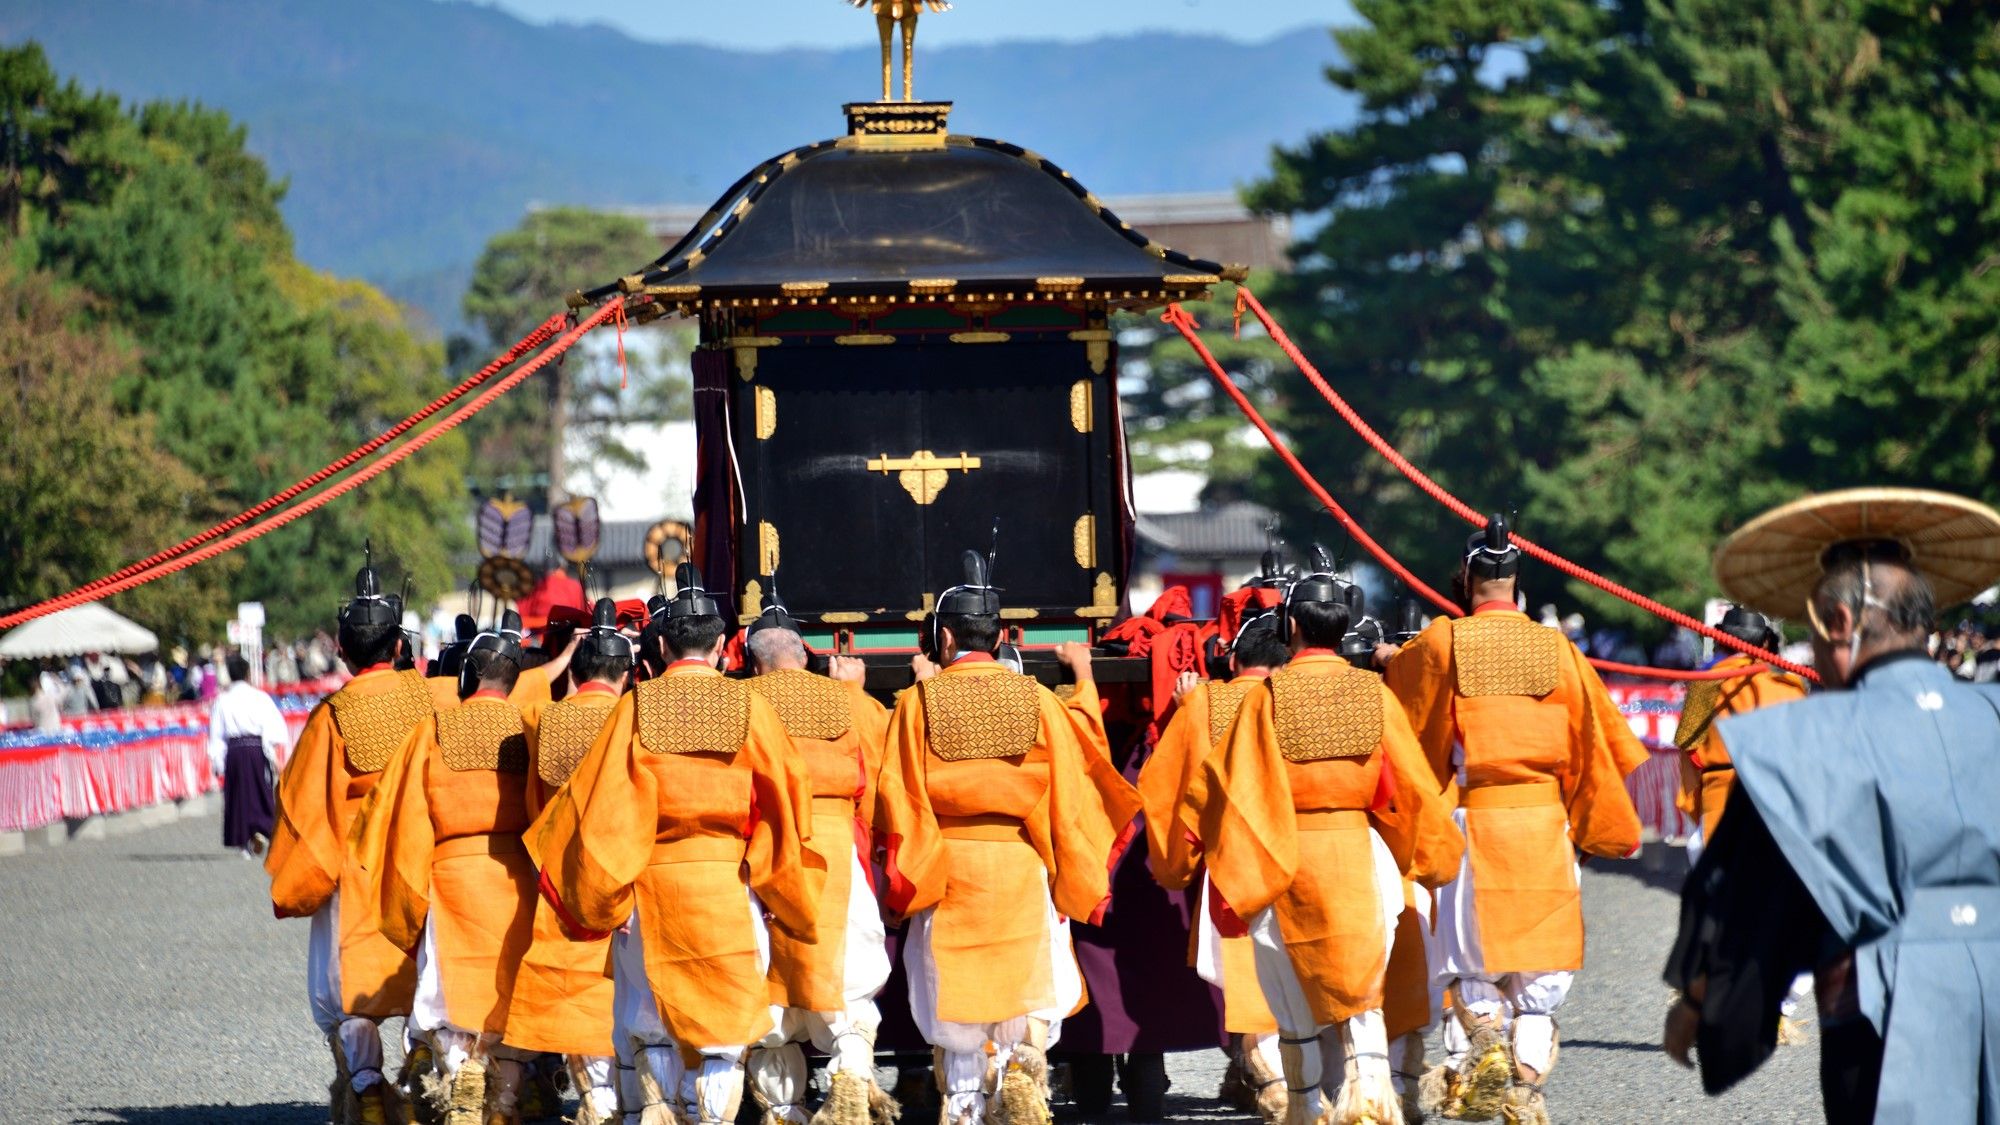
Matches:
[579,111,1245,312]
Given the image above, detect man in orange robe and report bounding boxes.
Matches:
[508,599,634,1125]
[873,550,1139,1125]
[267,558,429,1125]
[351,611,542,1125]
[528,566,822,1125]
[1380,517,1648,1124]
[738,593,896,1125]
[1139,612,1290,1125]
[1184,575,1461,1125]
[1673,606,1809,853]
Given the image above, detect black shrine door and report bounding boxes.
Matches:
[734,337,1115,623]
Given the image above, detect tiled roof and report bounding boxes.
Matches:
[1139,501,1276,557]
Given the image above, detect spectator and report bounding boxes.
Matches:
[207,651,289,858]
[60,670,96,716]
[30,666,63,733]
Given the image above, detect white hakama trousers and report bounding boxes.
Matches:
[749,847,895,1123]
[308,893,387,1093]
[905,884,1081,1124]
[1193,875,1283,1079]
[613,892,769,1124]
[1428,806,1573,1077]
[1247,826,1404,1125]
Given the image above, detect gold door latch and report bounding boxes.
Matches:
[866,449,982,505]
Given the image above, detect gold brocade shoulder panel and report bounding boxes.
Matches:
[748,668,853,741]
[1206,679,1261,748]
[922,670,1043,762]
[636,675,752,755]
[1452,616,1563,698]
[1269,666,1383,762]
[436,702,529,773]
[326,670,435,774]
[1673,680,1723,751]
[536,697,616,787]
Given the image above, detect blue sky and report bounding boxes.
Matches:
[470,0,1357,50]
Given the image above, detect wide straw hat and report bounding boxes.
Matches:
[1714,487,2000,619]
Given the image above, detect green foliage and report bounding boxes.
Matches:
[1230,0,2000,633]
[0,43,469,639]
[460,207,692,502]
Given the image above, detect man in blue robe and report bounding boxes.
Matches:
[1664,487,2000,1124]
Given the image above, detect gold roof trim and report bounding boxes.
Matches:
[781,281,830,297]
[908,278,957,293]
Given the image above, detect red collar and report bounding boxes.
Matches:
[467,689,509,702]
[355,662,394,676]
[1471,601,1519,616]
[951,651,996,665]
[574,680,619,697]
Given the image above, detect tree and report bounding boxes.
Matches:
[1234,1,2000,633]
[0,43,473,637]
[0,268,225,637]
[460,207,691,508]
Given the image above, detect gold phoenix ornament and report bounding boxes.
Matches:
[847,0,952,102]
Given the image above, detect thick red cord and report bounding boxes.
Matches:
[42,311,570,611]
[1229,287,1817,683]
[1162,304,1805,683]
[0,301,624,630]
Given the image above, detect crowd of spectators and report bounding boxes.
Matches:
[1936,619,2000,682]
[19,634,342,732]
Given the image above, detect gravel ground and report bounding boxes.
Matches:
[0,814,1823,1124]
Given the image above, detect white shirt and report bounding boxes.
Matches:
[207,681,291,776]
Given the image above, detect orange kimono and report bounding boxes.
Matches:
[1184,655,1461,1025]
[349,693,539,1035]
[1137,675,1277,1036]
[527,664,822,1050]
[747,669,890,1012]
[1383,608,1647,973]
[874,658,1140,1026]
[504,682,622,1056]
[1673,655,1807,843]
[266,665,429,1018]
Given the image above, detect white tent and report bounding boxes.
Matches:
[0,602,159,660]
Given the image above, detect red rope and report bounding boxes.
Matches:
[1162,304,1802,683]
[44,312,570,610]
[1230,287,1817,683]
[0,302,624,630]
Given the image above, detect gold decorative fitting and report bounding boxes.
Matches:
[1271,666,1382,761]
[1070,330,1112,376]
[1162,273,1221,286]
[1206,679,1262,747]
[781,281,830,297]
[739,579,765,622]
[909,279,957,294]
[904,592,936,622]
[726,335,781,381]
[732,197,752,219]
[617,274,646,294]
[533,696,616,787]
[949,331,1009,344]
[749,668,853,741]
[759,522,781,575]
[565,289,590,310]
[867,449,983,505]
[1073,514,1097,568]
[1069,380,1094,431]
[645,283,701,299]
[842,101,953,149]
[821,611,870,624]
[1077,572,1120,619]
[437,702,529,774]
[1036,277,1085,292]
[922,671,1043,761]
[1143,242,1167,259]
[755,386,777,439]
[1452,615,1562,698]
[835,334,896,346]
[1221,265,1251,282]
[684,250,706,267]
[636,676,752,755]
[999,607,1040,620]
[327,671,435,774]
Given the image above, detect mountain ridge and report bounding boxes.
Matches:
[2,0,1352,330]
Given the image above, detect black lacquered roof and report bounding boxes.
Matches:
[579,135,1241,307]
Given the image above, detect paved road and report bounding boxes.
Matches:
[0,813,1822,1124]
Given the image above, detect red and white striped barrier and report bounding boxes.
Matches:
[1607,682,1693,842]
[0,679,336,834]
